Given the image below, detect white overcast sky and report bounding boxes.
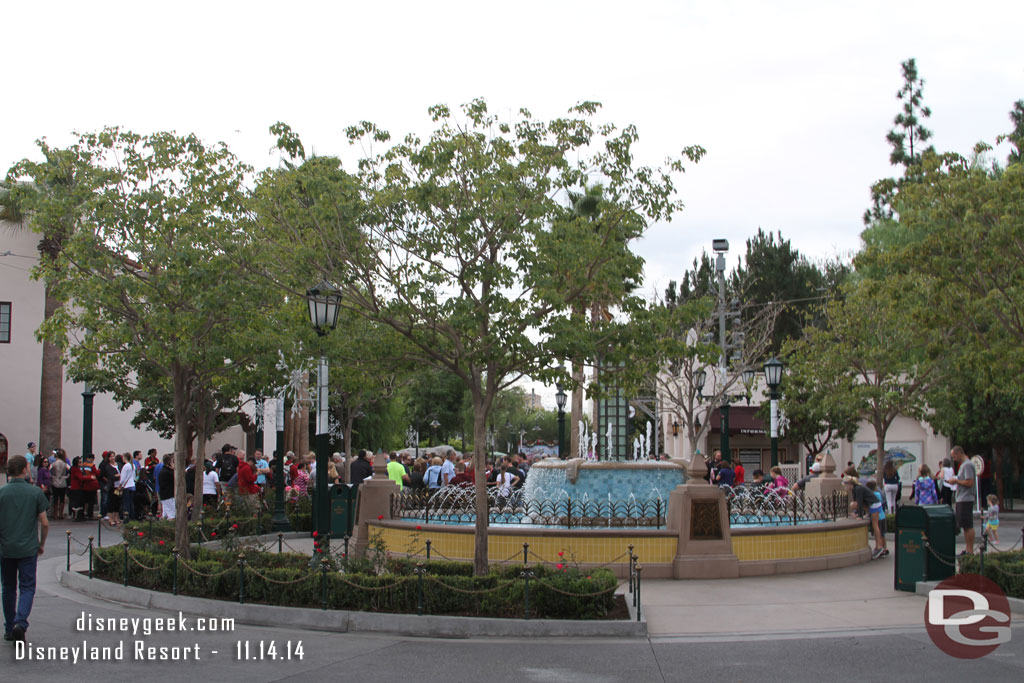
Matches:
[4,0,1022,407]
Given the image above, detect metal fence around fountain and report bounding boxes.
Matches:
[392,487,668,528]
[725,488,850,526]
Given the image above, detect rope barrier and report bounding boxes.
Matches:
[91,548,116,565]
[128,552,167,572]
[177,560,235,579]
[331,574,414,592]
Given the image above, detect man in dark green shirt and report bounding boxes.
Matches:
[0,455,50,642]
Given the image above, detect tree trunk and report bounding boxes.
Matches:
[172,364,192,559]
[874,427,887,491]
[38,284,63,455]
[471,394,492,576]
[993,444,1004,509]
[191,416,208,523]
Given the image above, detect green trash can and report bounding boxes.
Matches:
[894,504,956,591]
[330,484,358,539]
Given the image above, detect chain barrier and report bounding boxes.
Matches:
[922,540,958,568]
[423,574,506,595]
[244,566,320,586]
[91,548,116,565]
[532,577,625,598]
[332,573,414,592]
[128,551,167,572]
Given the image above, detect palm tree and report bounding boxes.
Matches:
[3,148,83,456]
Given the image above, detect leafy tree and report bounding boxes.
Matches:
[257,100,702,573]
[404,368,467,446]
[28,129,281,556]
[794,278,948,487]
[773,332,861,459]
[998,100,1024,166]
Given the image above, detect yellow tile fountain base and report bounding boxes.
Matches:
[367,519,870,578]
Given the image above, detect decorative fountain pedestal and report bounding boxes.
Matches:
[666,452,740,579]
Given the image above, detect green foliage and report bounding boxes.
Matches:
[91,546,620,619]
[958,550,1024,600]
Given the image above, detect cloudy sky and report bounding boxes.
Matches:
[4,0,1022,406]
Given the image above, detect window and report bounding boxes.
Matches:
[0,302,9,343]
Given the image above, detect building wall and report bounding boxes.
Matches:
[0,226,243,459]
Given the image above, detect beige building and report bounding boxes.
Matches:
[660,367,951,485]
[0,226,244,462]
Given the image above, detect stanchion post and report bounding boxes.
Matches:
[238,553,245,604]
[523,542,529,566]
[321,557,329,611]
[636,564,643,622]
[278,532,284,554]
[628,544,635,594]
[66,530,71,572]
[98,517,102,547]
[123,543,129,587]
[88,536,94,579]
[426,539,431,560]
[521,569,533,620]
[415,562,425,616]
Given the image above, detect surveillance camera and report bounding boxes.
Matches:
[712,239,729,253]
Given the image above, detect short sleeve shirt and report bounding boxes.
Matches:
[955,460,976,503]
[256,459,269,485]
[440,460,456,485]
[386,461,406,489]
[0,478,50,558]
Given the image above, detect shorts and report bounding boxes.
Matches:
[985,520,999,530]
[869,502,883,518]
[955,501,975,530]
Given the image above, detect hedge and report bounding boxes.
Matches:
[90,546,620,619]
[958,549,1024,599]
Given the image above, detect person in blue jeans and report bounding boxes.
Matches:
[0,455,50,642]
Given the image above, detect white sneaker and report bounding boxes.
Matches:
[102,516,110,521]
[871,548,884,559]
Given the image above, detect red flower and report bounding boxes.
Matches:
[341,553,347,558]
[556,563,563,570]
[586,575,592,579]
[314,541,320,548]
[415,525,422,530]
[557,551,564,557]
[211,532,217,537]
[231,523,239,530]
[158,540,165,546]
[137,532,144,537]
[312,531,319,538]
[317,548,323,554]
[377,515,384,520]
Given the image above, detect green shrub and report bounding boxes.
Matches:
[958,549,1024,599]
[89,546,620,619]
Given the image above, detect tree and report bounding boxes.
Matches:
[735,228,837,355]
[4,147,94,456]
[646,274,780,457]
[29,128,281,556]
[865,57,935,225]
[257,100,703,573]
[998,100,1024,166]
[774,332,861,459]
[794,278,948,487]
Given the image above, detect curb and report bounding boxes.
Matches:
[59,569,647,639]
[915,580,1024,615]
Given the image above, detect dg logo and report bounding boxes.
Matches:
[925,574,1012,659]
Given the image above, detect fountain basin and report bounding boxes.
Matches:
[522,457,686,506]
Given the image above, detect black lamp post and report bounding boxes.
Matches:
[429,418,440,447]
[272,396,290,531]
[307,281,341,547]
[764,357,784,468]
[82,381,95,459]
[672,420,679,438]
[555,384,567,459]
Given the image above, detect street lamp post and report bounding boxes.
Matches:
[82,381,95,459]
[429,418,440,448]
[307,282,341,548]
[555,384,567,460]
[764,358,784,468]
[272,397,290,531]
